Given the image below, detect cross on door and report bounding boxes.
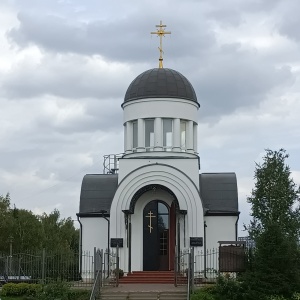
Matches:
[146,210,156,233]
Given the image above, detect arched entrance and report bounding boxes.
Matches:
[143,200,176,271]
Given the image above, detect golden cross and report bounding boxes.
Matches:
[146,210,156,233]
[151,21,171,68]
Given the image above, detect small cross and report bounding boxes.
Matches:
[151,21,171,69]
[146,210,156,233]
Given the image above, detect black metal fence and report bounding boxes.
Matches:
[0,249,93,286]
[0,247,121,290]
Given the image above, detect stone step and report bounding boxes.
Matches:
[100,291,187,300]
[119,271,175,284]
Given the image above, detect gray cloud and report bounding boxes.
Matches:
[7,8,216,63]
[1,0,300,233]
[1,53,133,100]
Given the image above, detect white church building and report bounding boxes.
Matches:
[77,66,239,274]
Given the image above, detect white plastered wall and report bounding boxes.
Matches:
[81,218,109,280]
[204,216,238,250]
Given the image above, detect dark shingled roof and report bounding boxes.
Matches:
[123,68,198,104]
[79,174,118,214]
[200,173,238,215]
[78,173,238,216]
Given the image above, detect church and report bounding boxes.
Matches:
[77,22,239,276]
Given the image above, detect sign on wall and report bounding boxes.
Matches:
[190,237,203,247]
[110,238,123,248]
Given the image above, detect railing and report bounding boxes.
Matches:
[89,249,102,300]
[103,153,123,174]
[184,246,246,299]
[103,247,119,287]
[0,249,94,287]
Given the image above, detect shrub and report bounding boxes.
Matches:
[37,280,70,300]
[68,289,90,300]
[191,288,215,300]
[1,282,42,297]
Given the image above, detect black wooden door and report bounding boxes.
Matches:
[143,201,169,271]
[143,200,159,271]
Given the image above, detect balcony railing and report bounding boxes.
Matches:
[103,154,123,174]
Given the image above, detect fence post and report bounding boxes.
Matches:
[100,249,103,288]
[187,249,191,300]
[41,248,46,284]
[18,256,21,280]
[190,247,194,294]
[93,247,97,281]
[174,246,177,287]
[116,245,119,287]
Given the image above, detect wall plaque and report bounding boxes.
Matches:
[190,237,203,247]
[110,238,123,248]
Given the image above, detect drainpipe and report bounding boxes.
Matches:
[235,213,240,240]
[204,220,207,278]
[76,215,83,277]
[100,210,110,277]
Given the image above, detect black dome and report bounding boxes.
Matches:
[123,68,198,104]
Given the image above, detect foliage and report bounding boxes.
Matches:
[12,208,44,252]
[191,286,215,300]
[246,223,300,297]
[37,280,70,300]
[244,149,300,298]
[0,194,14,252]
[67,289,90,300]
[0,196,79,254]
[247,149,300,239]
[1,283,42,297]
[113,268,124,278]
[40,209,79,253]
[0,282,90,300]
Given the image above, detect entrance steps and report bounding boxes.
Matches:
[100,291,187,300]
[119,271,174,284]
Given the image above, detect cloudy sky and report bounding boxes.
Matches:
[1,0,299,234]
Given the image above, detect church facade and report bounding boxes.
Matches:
[77,67,239,275]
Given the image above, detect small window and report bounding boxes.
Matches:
[145,119,154,151]
[132,120,138,149]
[163,119,173,150]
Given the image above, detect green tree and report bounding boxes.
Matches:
[40,209,79,252]
[247,148,300,239]
[12,208,44,252]
[0,193,14,252]
[245,149,300,298]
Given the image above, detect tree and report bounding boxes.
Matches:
[0,193,14,252]
[247,148,300,239]
[12,207,44,252]
[245,149,300,298]
[40,209,79,253]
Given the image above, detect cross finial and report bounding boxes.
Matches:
[151,21,171,68]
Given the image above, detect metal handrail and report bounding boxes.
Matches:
[89,249,103,300]
[89,269,101,300]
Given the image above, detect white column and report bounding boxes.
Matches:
[154,117,162,151]
[187,120,194,153]
[173,118,181,152]
[137,118,145,152]
[193,123,198,153]
[125,121,133,154]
